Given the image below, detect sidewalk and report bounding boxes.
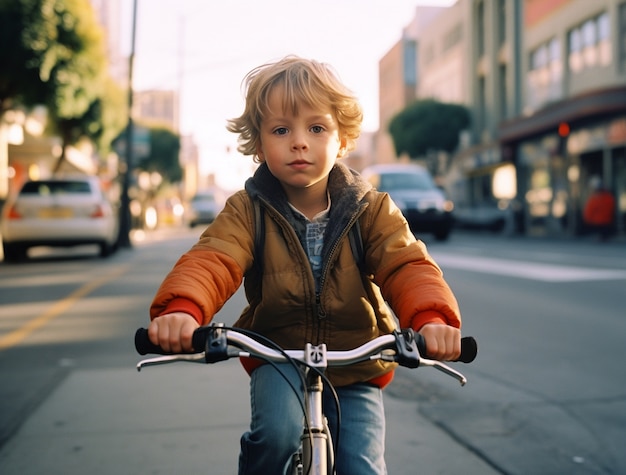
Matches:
[0,359,499,474]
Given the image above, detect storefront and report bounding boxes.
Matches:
[499,86,626,238]
[446,143,518,232]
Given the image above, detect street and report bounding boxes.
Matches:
[0,227,625,474]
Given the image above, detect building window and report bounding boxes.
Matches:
[548,37,562,99]
[568,28,583,72]
[568,11,611,74]
[582,18,597,67]
[403,39,417,86]
[527,37,562,111]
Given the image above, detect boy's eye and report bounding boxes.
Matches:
[272,127,288,135]
[310,125,325,134]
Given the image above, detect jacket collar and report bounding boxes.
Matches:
[245,161,373,274]
[245,161,371,218]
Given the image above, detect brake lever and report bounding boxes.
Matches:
[393,329,468,386]
[136,352,207,371]
[417,358,467,386]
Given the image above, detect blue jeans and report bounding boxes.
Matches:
[238,364,387,475]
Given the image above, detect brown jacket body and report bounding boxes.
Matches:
[150,163,461,386]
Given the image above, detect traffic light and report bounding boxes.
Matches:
[557,122,570,157]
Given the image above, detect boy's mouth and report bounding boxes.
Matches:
[288,159,311,167]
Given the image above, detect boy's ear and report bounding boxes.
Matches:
[255,142,265,162]
[337,136,348,158]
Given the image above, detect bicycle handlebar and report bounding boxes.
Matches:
[135,325,477,386]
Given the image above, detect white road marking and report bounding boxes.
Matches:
[432,253,626,282]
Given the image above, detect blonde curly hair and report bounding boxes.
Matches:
[227,56,363,163]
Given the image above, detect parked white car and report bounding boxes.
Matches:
[1,176,119,262]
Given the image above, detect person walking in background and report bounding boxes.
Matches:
[583,176,616,241]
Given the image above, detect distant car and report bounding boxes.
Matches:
[1,176,119,262]
[186,191,221,228]
[361,163,454,241]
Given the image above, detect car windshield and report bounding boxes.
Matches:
[20,181,91,195]
[192,194,215,203]
[378,172,434,192]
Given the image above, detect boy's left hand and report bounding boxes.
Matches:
[418,323,461,361]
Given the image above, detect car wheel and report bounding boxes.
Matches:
[99,241,115,258]
[3,242,28,262]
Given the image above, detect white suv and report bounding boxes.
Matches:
[361,164,454,241]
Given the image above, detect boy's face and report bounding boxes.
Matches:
[256,85,346,197]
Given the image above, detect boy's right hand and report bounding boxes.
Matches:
[148,312,199,353]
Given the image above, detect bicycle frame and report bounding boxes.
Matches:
[135,324,475,475]
[295,365,333,475]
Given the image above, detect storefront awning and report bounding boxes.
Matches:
[499,86,626,144]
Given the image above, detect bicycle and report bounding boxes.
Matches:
[135,323,477,475]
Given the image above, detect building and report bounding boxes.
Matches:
[376,6,447,166]
[500,0,626,237]
[378,0,626,238]
[133,89,179,132]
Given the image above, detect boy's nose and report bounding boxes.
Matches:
[291,135,308,151]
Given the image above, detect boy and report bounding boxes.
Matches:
[148,56,462,474]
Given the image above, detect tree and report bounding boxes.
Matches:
[41,0,109,170]
[388,99,470,159]
[0,0,118,171]
[0,0,52,113]
[1,0,106,114]
[52,76,127,173]
[137,125,183,184]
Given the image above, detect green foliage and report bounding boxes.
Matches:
[388,99,470,158]
[0,0,51,111]
[55,77,127,156]
[43,0,108,122]
[1,0,127,167]
[137,125,183,184]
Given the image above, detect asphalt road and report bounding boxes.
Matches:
[0,227,624,474]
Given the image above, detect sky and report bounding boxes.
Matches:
[124,0,456,189]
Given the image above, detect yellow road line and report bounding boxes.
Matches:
[0,265,129,351]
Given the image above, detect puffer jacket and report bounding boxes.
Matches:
[150,162,461,386]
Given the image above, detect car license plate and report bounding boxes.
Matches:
[39,208,73,218]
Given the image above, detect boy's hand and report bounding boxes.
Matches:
[418,323,461,361]
[148,312,199,353]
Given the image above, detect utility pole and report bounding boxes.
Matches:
[118,0,138,248]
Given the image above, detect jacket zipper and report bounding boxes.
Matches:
[315,208,365,321]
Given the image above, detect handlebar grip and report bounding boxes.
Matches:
[459,337,478,363]
[134,327,208,355]
[135,328,163,355]
[415,333,478,363]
